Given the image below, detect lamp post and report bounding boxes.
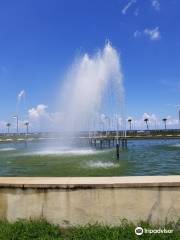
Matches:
[24,122,29,134]
[105,116,110,136]
[12,115,19,134]
[144,118,149,130]
[116,116,119,143]
[162,118,167,130]
[6,123,11,134]
[128,118,132,131]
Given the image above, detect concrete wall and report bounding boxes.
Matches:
[0,176,180,226]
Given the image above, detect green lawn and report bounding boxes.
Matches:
[0,219,179,239]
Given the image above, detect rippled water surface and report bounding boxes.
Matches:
[0,139,180,176]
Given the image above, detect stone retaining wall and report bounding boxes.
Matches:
[0,176,180,226]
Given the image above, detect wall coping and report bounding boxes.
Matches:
[0,176,180,189]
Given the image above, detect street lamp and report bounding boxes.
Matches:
[144,118,149,130]
[105,116,110,136]
[162,118,167,130]
[6,123,11,134]
[12,115,19,134]
[24,122,29,134]
[128,118,132,131]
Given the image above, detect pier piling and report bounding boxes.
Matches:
[100,140,103,149]
[116,143,120,159]
[121,138,127,148]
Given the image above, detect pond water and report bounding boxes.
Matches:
[0,139,180,176]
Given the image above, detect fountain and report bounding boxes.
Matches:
[28,42,126,158]
[12,90,26,134]
[56,42,125,142]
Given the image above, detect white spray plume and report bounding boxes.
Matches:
[18,90,26,101]
[58,42,125,133]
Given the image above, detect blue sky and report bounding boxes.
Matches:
[0,0,180,130]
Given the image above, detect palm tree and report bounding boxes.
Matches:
[128,118,132,130]
[24,122,29,134]
[162,118,167,130]
[6,123,11,134]
[144,118,149,130]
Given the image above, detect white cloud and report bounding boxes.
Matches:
[122,0,136,15]
[0,120,7,131]
[28,104,48,119]
[142,113,157,122]
[151,0,160,11]
[144,27,161,40]
[28,104,51,131]
[0,104,64,132]
[28,104,66,131]
[165,115,179,126]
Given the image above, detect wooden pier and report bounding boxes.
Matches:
[89,136,127,149]
[88,136,127,159]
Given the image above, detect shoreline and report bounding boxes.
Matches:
[0,135,180,144]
